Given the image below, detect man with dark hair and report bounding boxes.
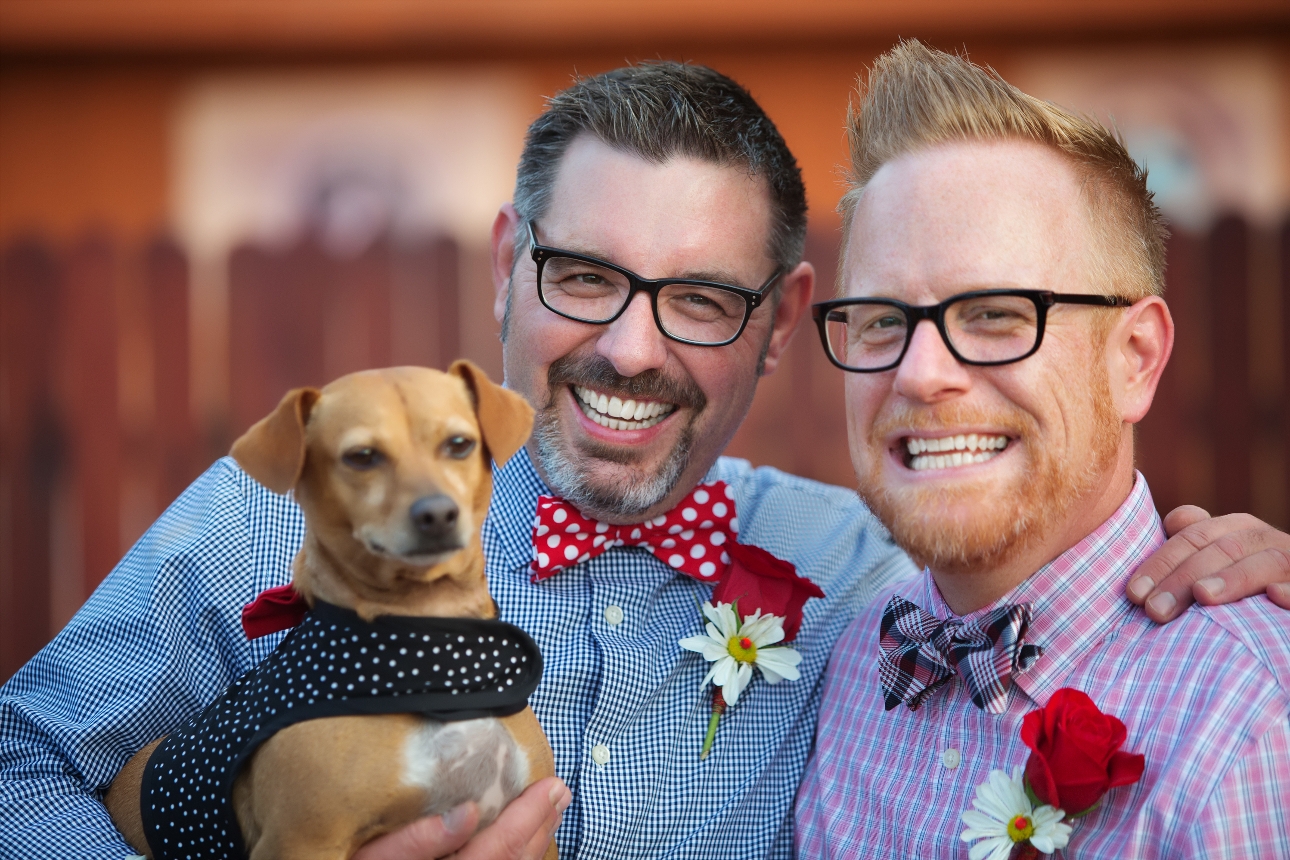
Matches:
[796,42,1290,858]
[2,61,1286,860]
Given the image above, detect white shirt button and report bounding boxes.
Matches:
[591,743,611,765]
[603,605,624,626]
[942,748,961,769]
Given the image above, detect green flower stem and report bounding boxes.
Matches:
[700,688,728,760]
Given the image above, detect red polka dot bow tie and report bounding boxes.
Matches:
[530,481,737,583]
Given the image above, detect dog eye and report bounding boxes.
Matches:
[443,436,477,459]
[341,447,384,470]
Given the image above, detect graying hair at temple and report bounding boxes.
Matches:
[512,61,809,275]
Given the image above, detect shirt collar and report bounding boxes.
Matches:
[486,446,551,573]
[912,473,1164,705]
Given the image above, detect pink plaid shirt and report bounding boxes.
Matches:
[796,476,1290,858]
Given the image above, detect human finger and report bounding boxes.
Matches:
[1160,504,1210,537]
[455,777,570,860]
[353,802,480,860]
[1130,515,1289,621]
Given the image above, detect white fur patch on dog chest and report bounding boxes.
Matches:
[403,718,529,826]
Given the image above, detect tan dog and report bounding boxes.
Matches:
[105,361,556,860]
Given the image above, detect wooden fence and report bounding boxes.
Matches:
[2,219,1288,679]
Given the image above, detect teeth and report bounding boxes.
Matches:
[905,434,1008,456]
[573,386,676,431]
[904,433,1010,470]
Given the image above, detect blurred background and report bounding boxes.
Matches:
[2,0,1288,678]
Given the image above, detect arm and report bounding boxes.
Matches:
[1127,507,1290,622]
[0,459,300,859]
[354,777,571,860]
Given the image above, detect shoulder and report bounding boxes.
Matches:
[69,457,306,658]
[1184,598,1290,703]
[104,457,303,589]
[713,457,914,601]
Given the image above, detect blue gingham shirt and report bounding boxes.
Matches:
[0,448,914,859]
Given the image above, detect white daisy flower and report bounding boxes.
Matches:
[678,601,803,706]
[960,766,1072,860]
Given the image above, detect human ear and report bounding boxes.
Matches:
[491,203,520,327]
[758,261,815,377]
[1111,296,1173,424]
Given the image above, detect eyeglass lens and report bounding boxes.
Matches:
[539,255,749,345]
[824,294,1041,369]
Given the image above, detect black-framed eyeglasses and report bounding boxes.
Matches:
[527,221,781,347]
[813,289,1134,373]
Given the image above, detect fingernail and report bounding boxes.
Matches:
[549,784,571,812]
[1127,577,1154,601]
[1146,591,1176,618]
[1196,577,1224,599]
[442,803,472,834]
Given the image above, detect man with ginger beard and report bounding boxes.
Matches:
[3,61,1290,860]
[795,42,1290,858]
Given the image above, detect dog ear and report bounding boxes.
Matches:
[230,387,321,494]
[449,359,534,467]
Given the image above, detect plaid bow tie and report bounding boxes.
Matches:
[878,594,1043,714]
[530,481,736,583]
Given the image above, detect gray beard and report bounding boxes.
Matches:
[533,411,695,521]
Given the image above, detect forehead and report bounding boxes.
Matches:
[540,135,774,279]
[844,139,1089,301]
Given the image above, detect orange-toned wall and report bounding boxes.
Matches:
[0,42,1047,247]
[5,36,1289,243]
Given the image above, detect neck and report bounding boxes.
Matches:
[931,450,1137,616]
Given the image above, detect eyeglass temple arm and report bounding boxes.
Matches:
[1048,293,1136,308]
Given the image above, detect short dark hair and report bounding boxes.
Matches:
[514,61,808,274]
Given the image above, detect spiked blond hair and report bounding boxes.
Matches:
[840,41,1167,300]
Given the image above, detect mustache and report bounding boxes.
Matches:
[870,400,1033,443]
[547,353,707,411]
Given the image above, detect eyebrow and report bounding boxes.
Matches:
[546,242,754,290]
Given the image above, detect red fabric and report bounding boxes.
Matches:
[241,583,309,639]
[1021,687,1146,814]
[713,542,824,641]
[530,481,736,583]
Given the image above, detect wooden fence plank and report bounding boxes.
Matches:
[1210,216,1252,516]
[0,239,61,679]
[62,233,122,595]
[145,237,202,509]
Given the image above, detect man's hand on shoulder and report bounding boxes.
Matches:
[353,777,570,860]
[1128,506,1290,621]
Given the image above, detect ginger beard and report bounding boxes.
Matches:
[854,364,1122,576]
[533,353,707,520]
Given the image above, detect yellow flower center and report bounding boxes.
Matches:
[1007,814,1035,843]
[727,635,758,663]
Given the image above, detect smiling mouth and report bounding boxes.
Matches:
[903,433,1011,471]
[573,385,677,431]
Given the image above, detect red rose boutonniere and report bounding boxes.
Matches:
[961,688,1145,859]
[679,542,825,759]
[714,542,824,641]
[1022,688,1146,816]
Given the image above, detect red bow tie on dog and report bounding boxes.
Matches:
[530,481,737,583]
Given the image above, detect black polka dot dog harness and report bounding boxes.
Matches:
[139,602,543,860]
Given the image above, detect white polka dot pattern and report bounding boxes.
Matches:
[529,481,736,583]
[139,602,543,860]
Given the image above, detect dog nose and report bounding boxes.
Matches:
[410,494,459,536]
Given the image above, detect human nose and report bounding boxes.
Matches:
[595,291,670,376]
[892,319,972,403]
